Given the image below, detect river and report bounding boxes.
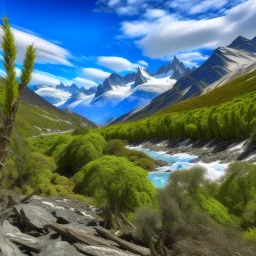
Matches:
[128,145,229,188]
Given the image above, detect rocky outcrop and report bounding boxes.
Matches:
[0,196,149,256]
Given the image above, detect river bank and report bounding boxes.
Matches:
[130,138,256,164]
[128,138,256,188]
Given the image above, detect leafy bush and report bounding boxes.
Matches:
[73,156,157,214]
[218,162,256,216]
[72,126,91,135]
[44,134,73,157]
[198,193,235,225]
[104,139,126,156]
[243,228,256,241]
[169,166,206,195]
[135,179,256,256]
[56,133,107,175]
[105,139,156,171]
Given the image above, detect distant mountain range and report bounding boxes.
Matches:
[31,56,192,124]
[31,35,256,126]
[114,35,256,123]
[0,78,96,138]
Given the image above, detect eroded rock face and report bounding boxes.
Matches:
[0,196,149,256]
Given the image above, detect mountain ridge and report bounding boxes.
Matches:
[113,35,256,124]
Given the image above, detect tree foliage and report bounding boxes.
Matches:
[218,162,256,216]
[73,156,157,215]
[56,133,107,175]
[0,17,36,171]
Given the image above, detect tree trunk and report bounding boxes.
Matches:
[0,100,19,172]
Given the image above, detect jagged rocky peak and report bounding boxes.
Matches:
[68,83,80,95]
[56,82,66,90]
[168,56,185,70]
[134,66,151,87]
[228,35,256,53]
[80,86,97,95]
[124,72,136,82]
[95,72,136,97]
[228,36,250,48]
[253,36,256,43]
[155,56,192,80]
[70,83,78,90]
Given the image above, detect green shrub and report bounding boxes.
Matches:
[243,228,256,241]
[218,162,256,216]
[198,193,235,225]
[104,139,126,156]
[56,133,107,175]
[72,126,91,135]
[133,158,156,171]
[51,173,70,186]
[73,156,157,214]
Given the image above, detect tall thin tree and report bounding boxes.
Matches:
[0,17,36,172]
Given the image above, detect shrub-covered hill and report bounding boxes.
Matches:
[0,77,97,138]
[100,70,256,142]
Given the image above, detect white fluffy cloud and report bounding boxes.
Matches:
[0,27,73,66]
[97,56,138,72]
[144,9,167,19]
[108,0,120,7]
[30,70,73,85]
[162,51,208,67]
[120,0,256,58]
[73,77,97,88]
[166,0,230,15]
[0,68,75,86]
[189,0,229,14]
[138,60,148,66]
[176,52,208,67]
[82,68,111,82]
[96,0,166,16]
[0,67,98,88]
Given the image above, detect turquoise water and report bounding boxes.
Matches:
[128,146,228,188]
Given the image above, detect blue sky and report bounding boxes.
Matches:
[0,0,255,88]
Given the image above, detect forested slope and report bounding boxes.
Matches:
[101,70,256,142]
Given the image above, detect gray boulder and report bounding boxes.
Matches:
[38,241,82,256]
[14,204,57,230]
[0,234,24,256]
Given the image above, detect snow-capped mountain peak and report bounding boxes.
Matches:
[31,54,196,125]
[155,56,192,80]
[95,72,136,97]
[134,66,152,87]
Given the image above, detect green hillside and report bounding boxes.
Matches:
[101,70,256,142]
[161,69,256,114]
[0,78,96,138]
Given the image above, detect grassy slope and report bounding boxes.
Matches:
[0,78,96,138]
[160,69,256,114]
[101,70,256,141]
